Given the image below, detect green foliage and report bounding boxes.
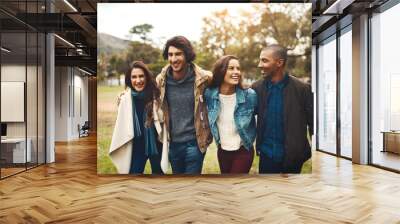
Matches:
[147,54,166,77]
[129,23,154,43]
[193,41,217,71]
[97,52,107,82]
[125,41,163,75]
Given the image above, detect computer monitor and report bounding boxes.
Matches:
[1,123,7,137]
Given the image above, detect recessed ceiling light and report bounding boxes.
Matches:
[78,67,92,76]
[54,34,75,48]
[1,47,11,53]
[63,0,78,12]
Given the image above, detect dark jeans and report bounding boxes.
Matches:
[259,152,303,174]
[217,145,254,174]
[169,139,205,174]
[129,138,163,174]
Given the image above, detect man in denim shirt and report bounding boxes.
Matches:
[261,74,289,164]
[251,45,313,173]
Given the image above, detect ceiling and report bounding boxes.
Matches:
[1,0,395,75]
[311,0,390,43]
[0,0,98,74]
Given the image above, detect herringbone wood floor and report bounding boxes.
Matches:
[0,135,399,223]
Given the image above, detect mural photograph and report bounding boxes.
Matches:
[97,3,313,174]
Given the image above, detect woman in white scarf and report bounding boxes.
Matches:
[109,61,166,174]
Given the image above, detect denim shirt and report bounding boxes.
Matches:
[261,74,289,162]
[204,87,257,150]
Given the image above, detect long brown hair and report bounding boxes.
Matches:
[125,61,160,127]
[209,55,244,89]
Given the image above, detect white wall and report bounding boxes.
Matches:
[54,67,89,141]
[55,67,69,141]
[1,65,26,141]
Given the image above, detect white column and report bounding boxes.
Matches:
[46,33,55,163]
[312,45,317,151]
[45,0,55,163]
[352,14,369,164]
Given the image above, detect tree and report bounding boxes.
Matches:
[255,4,312,77]
[193,41,216,71]
[107,54,128,86]
[199,3,312,79]
[129,24,153,44]
[125,41,162,75]
[200,9,238,58]
[97,52,108,82]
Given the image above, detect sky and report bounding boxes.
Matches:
[97,3,257,46]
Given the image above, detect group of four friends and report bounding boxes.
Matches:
[109,36,313,175]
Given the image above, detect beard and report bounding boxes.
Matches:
[261,70,272,79]
[261,67,278,79]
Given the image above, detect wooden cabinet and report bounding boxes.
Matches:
[382,131,400,154]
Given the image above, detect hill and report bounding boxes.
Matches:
[98,33,131,55]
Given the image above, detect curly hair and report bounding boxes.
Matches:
[162,36,196,63]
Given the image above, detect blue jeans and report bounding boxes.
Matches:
[169,139,205,174]
[130,138,163,174]
[259,152,303,174]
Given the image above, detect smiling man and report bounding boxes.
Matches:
[251,44,313,174]
[155,36,213,174]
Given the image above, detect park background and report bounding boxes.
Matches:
[97,3,312,174]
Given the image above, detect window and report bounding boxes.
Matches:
[0,1,46,179]
[339,26,352,158]
[317,35,337,154]
[370,2,400,171]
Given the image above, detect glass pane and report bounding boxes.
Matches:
[27,31,38,169]
[317,36,337,154]
[371,4,400,171]
[339,28,352,158]
[1,31,27,177]
[38,33,45,165]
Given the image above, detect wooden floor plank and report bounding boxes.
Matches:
[0,135,399,223]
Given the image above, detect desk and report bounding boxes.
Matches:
[382,131,400,154]
[1,138,31,163]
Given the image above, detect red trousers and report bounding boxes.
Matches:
[217,145,254,174]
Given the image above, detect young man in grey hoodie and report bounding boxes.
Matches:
[155,36,213,174]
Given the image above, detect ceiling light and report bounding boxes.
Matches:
[322,0,355,15]
[54,34,75,48]
[63,0,78,12]
[78,67,92,76]
[1,47,11,53]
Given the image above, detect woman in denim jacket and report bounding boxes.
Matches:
[204,55,257,174]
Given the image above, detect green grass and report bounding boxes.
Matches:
[97,86,123,174]
[97,84,311,174]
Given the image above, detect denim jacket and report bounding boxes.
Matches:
[204,87,257,150]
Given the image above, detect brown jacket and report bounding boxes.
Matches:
[251,75,313,167]
[155,63,213,153]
